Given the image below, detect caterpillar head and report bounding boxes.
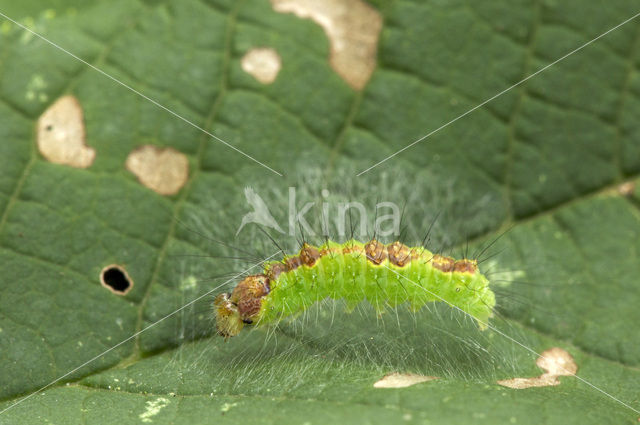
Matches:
[214,293,244,338]
[214,274,271,339]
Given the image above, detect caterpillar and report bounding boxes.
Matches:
[214,239,495,338]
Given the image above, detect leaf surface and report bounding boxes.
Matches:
[1,0,640,424]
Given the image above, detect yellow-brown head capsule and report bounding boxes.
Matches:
[213,293,244,339]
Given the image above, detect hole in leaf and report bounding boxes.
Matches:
[100,265,133,295]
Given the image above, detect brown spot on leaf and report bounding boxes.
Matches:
[271,0,382,90]
[373,372,438,388]
[37,95,95,168]
[497,347,577,389]
[125,145,189,196]
[100,264,133,295]
[241,47,282,84]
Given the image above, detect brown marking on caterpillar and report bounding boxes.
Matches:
[285,256,302,271]
[300,243,320,266]
[431,254,455,272]
[365,240,387,264]
[230,275,271,322]
[387,241,411,267]
[453,259,477,274]
[238,299,263,322]
[267,263,287,280]
[409,247,423,262]
[319,246,340,258]
[342,244,364,256]
[319,247,332,257]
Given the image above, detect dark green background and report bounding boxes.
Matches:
[1,0,640,423]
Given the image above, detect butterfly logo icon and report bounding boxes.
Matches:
[236,187,285,236]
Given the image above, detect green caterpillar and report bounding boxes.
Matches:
[214,239,495,338]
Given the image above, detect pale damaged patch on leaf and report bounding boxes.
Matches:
[497,347,577,389]
[125,145,189,195]
[617,181,635,197]
[37,95,95,168]
[26,74,49,103]
[373,372,439,388]
[242,47,282,84]
[220,402,238,413]
[139,397,170,423]
[271,0,382,90]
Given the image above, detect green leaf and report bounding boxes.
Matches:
[1,0,640,424]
